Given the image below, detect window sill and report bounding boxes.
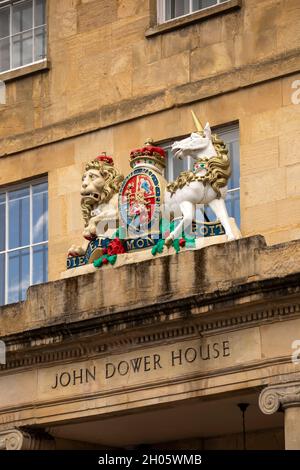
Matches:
[0,60,50,83]
[146,0,242,38]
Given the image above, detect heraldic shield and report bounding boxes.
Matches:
[118,139,166,240]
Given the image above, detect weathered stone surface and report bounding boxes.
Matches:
[2,235,300,337]
[78,0,118,32]
[1,0,300,156]
[191,40,235,81]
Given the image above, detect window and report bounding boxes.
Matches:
[163,123,240,226]
[0,0,46,73]
[157,0,230,23]
[0,179,48,306]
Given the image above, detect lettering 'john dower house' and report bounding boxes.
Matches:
[1,0,300,451]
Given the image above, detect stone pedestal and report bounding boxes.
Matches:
[259,382,300,450]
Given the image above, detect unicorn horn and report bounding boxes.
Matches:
[191,110,204,133]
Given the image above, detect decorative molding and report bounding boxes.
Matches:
[259,382,300,415]
[1,300,300,372]
[0,428,54,450]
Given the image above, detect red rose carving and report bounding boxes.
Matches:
[179,238,186,247]
[107,238,126,256]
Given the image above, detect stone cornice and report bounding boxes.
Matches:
[259,382,300,415]
[1,48,300,158]
[1,274,300,372]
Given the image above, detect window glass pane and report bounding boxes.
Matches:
[34,24,46,61]
[8,247,30,303]
[165,0,190,20]
[32,183,48,243]
[227,140,240,190]
[9,187,29,201]
[172,155,186,179]
[32,181,47,195]
[8,187,30,249]
[165,147,189,180]
[0,252,5,306]
[32,243,48,284]
[0,196,5,252]
[192,0,217,11]
[0,7,10,39]
[12,30,33,68]
[12,0,33,34]
[35,0,46,26]
[0,36,10,72]
[225,189,240,227]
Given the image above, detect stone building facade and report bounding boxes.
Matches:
[0,0,300,450]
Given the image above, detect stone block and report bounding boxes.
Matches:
[241,168,286,208]
[234,28,277,67]
[238,80,282,116]
[277,11,300,52]
[243,0,282,34]
[162,24,199,58]
[49,0,78,39]
[117,0,149,19]
[265,227,300,245]
[199,16,223,47]
[190,40,235,81]
[111,16,149,49]
[66,192,83,232]
[242,201,278,235]
[74,128,114,165]
[221,10,242,41]
[261,318,300,359]
[0,141,74,186]
[132,37,162,68]
[240,109,281,145]
[133,52,189,95]
[52,166,82,197]
[275,197,300,228]
[279,130,300,167]
[240,137,279,176]
[279,104,300,136]
[99,71,133,107]
[286,164,300,197]
[78,0,117,32]
[48,195,67,239]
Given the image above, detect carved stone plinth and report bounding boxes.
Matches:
[0,429,55,450]
[259,382,300,450]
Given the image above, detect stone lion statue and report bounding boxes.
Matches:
[68,155,124,257]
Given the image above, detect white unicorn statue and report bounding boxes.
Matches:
[164,111,236,246]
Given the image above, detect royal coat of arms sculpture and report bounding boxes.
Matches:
[67,112,241,271]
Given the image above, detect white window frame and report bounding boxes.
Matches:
[0,177,48,305]
[157,0,229,24]
[0,0,47,74]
